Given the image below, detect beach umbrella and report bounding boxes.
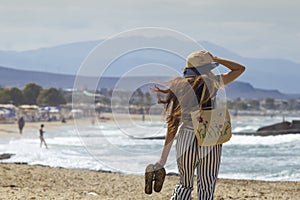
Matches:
[0,104,17,109]
[39,106,51,111]
[0,109,9,115]
[49,107,60,113]
[39,106,61,113]
[0,108,15,117]
[70,109,83,113]
[19,105,39,110]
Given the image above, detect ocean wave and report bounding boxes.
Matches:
[226,134,300,146]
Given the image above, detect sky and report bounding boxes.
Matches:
[0,0,300,63]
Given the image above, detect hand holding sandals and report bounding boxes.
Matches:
[145,163,166,195]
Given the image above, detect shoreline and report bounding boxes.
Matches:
[0,113,164,138]
[1,113,299,138]
[1,114,299,199]
[0,162,299,199]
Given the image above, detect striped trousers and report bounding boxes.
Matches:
[170,126,222,200]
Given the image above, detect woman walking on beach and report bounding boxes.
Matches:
[39,124,48,149]
[153,50,245,199]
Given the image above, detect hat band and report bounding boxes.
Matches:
[183,67,201,77]
[183,63,219,78]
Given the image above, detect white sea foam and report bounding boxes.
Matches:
[1,117,300,181]
[227,134,300,146]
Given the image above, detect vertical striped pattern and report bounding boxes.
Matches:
[170,126,222,200]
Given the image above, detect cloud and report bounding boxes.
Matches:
[0,0,299,62]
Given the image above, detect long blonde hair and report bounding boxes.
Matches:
[154,72,221,136]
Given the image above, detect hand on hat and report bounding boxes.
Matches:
[206,51,218,62]
[197,50,218,63]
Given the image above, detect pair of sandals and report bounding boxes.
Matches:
[145,163,166,195]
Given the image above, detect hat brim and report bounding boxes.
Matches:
[195,62,219,74]
[184,63,219,77]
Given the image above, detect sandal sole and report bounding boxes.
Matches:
[154,166,166,192]
[145,164,154,194]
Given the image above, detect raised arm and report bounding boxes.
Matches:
[211,55,245,85]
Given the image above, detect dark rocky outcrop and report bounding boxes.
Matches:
[0,153,15,160]
[236,120,300,136]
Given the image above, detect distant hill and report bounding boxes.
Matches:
[224,82,291,99]
[1,65,299,100]
[0,66,76,89]
[0,37,299,93]
[0,40,97,75]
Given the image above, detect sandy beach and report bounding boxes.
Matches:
[0,163,299,199]
[0,115,300,199]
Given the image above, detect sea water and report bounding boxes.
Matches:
[1,115,300,181]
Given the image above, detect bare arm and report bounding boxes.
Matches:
[156,123,179,166]
[212,56,245,85]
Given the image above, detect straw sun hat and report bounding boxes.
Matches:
[183,50,219,77]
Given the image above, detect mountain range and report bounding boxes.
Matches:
[0,65,298,100]
[0,36,299,95]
